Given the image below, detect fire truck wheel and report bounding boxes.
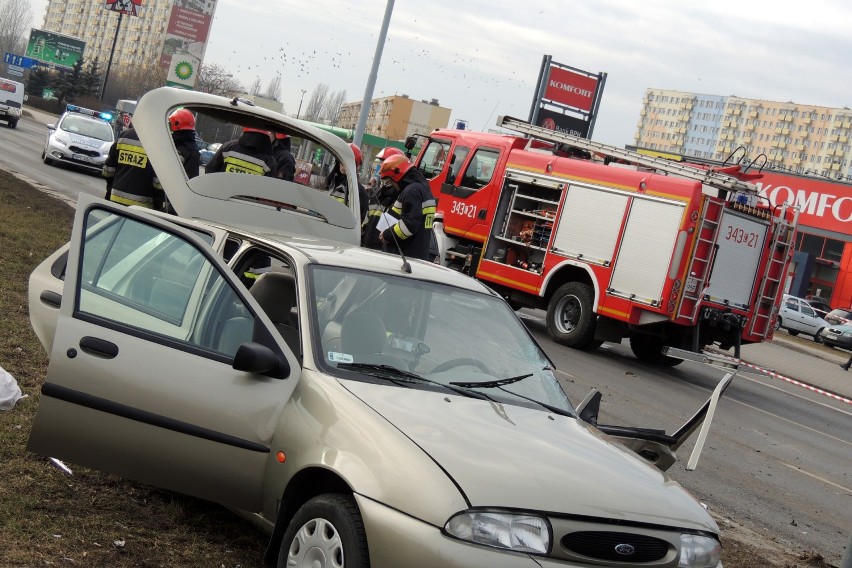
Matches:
[546,282,597,348]
[629,334,682,366]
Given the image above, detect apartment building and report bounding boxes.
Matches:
[635,89,852,182]
[337,94,451,141]
[38,0,216,86]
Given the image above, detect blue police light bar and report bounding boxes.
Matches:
[65,104,114,121]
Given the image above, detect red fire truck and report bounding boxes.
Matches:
[408,116,799,364]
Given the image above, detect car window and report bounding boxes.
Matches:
[60,115,114,141]
[801,305,815,317]
[76,209,254,358]
[311,265,572,413]
[784,298,797,311]
[458,148,500,190]
[416,138,452,180]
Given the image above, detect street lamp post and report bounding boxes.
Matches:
[296,89,307,119]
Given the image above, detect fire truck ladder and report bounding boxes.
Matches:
[497,115,762,195]
[749,204,799,338]
[676,198,725,322]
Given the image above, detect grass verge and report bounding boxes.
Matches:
[0,169,266,567]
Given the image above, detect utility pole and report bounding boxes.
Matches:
[296,89,307,119]
[100,11,124,102]
[353,0,394,147]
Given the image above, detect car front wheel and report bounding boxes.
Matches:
[814,328,824,343]
[279,494,370,568]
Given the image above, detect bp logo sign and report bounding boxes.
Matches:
[174,60,194,81]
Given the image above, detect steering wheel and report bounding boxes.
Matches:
[430,357,492,375]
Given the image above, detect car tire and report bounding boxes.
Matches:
[43,150,54,166]
[814,328,824,343]
[775,317,782,331]
[546,282,597,348]
[629,333,683,366]
[788,330,800,337]
[8,119,17,129]
[278,494,370,568]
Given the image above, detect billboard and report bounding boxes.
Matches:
[25,29,86,70]
[543,65,599,113]
[534,108,590,138]
[159,4,213,70]
[104,0,144,16]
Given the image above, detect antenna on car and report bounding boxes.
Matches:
[387,225,412,274]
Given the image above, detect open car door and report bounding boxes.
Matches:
[28,194,300,512]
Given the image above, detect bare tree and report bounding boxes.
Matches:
[104,63,168,104]
[264,74,282,102]
[195,62,244,97]
[303,83,330,123]
[0,0,32,67]
[325,89,347,126]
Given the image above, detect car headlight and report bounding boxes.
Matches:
[679,534,721,567]
[53,133,70,147]
[444,510,550,554]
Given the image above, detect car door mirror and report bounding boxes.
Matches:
[233,341,290,379]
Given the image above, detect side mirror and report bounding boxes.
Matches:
[233,342,290,379]
[47,123,56,130]
[405,136,416,150]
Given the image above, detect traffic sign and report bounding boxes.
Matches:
[4,52,41,69]
[8,68,23,77]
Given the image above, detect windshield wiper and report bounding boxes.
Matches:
[337,363,491,400]
[449,373,533,389]
[450,373,576,418]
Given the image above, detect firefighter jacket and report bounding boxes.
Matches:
[162,130,202,214]
[327,165,368,223]
[273,138,296,181]
[205,131,277,177]
[360,186,386,251]
[102,127,161,209]
[380,168,436,261]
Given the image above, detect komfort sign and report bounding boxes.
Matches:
[543,66,598,112]
[755,171,852,234]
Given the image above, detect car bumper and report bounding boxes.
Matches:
[45,141,106,172]
[820,332,852,349]
[0,107,22,118]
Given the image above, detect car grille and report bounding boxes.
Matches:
[68,145,101,157]
[561,531,669,562]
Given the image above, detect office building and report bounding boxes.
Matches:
[635,89,852,182]
[337,94,451,141]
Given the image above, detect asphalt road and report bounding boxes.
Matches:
[0,115,105,206]
[519,309,851,565]
[2,116,850,565]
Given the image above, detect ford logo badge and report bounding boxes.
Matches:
[615,543,635,555]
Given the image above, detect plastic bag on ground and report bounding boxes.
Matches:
[0,364,22,410]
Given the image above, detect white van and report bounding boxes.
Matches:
[0,78,26,129]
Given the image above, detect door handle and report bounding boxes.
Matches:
[40,290,62,308]
[79,336,119,359]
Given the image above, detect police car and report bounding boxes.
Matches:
[42,104,115,175]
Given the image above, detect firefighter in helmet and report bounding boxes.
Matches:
[327,142,368,223]
[206,126,277,177]
[102,121,161,209]
[163,108,201,213]
[377,153,436,261]
[272,133,296,181]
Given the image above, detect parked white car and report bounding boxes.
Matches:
[776,294,830,341]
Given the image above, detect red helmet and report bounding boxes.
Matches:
[348,143,362,166]
[376,147,404,161]
[243,126,272,136]
[379,154,411,183]
[168,108,195,131]
[274,132,289,140]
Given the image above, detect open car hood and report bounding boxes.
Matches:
[133,87,360,245]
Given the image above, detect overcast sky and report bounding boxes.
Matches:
[29,0,852,147]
